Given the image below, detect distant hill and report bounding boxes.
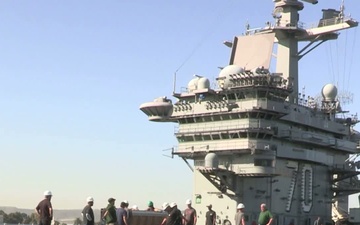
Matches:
[0,206,101,222]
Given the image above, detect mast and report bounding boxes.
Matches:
[273,0,304,103]
[272,0,357,103]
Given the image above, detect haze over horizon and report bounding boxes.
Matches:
[0,0,359,211]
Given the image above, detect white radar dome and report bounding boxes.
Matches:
[218,65,244,89]
[204,152,219,168]
[197,77,210,89]
[187,76,210,93]
[321,84,337,101]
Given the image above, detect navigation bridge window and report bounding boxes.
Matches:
[178,112,276,124]
[254,159,274,167]
[177,130,271,142]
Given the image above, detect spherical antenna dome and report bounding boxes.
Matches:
[197,77,210,89]
[188,78,197,92]
[204,152,219,168]
[321,84,338,101]
[218,65,244,89]
[188,76,210,92]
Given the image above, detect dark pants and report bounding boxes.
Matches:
[40,219,52,225]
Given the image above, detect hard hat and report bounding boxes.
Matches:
[148,201,154,207]
[87,197,94,202]
[237,203,245,209]
[132,205,139,210]
[186,199,192,204]
[170,202,177,208]
[123,200,129,204]
[162,202,170,210]
[44,190,52,196]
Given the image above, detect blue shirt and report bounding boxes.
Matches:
[116,208,128,225]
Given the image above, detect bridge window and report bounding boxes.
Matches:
[212,134,221,140]
[203,135,211,140]
[254,159,273,167]
[195,135,202,141]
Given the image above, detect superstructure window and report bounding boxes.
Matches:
[237,92,246,99]
[184,136,194,142]
[258,91,267,98]
[177,136,185,142]
[254,159,273,167]
[221,114,230,120]
[228,93,236,100]
[203,135,211,140]
[239,133,247,138]
[212,134,220,140]
[195,135,202,141]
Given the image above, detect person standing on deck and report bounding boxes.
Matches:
[184,199,197,225]
[258,203,273,225]
[147,201,156,211]
[123,200,132,225]
[35,190,53,225]
[82,197,95,225]
[234,203,245,225]
[103,198,117,225]
[169,202,185,225]
[160,202,171,225]
[116,201,128,225]
[205,204,216,225]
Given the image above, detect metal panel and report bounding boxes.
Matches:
[230,33,275,70]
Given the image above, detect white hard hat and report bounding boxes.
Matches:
[186,199,192,204]
[237,203,245,209]
[162,202,170,210]
[170,202,177,208]
[87,197,94,202]
[123,200,129,204]
[44,190,52,196]
[132,205,139,210]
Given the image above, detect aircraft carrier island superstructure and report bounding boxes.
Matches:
[140,1,360,225]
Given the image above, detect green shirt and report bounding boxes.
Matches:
[105,204,117,223]
[258,210,272,225]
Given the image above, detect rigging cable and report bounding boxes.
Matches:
[175,0,237,73]
[335,37,340,88]
[326,41,336,84]
[173,0,237,92]
[325,33,336,84]
[346,28,358,91]
[342,30,348,92]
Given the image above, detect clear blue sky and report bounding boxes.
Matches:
[0,0,359,211]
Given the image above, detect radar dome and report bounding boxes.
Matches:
[218,65,244,89]
[204,152,219,168]
[188,79,197,92]
[197,77,210,89]
[321,84,337,101]
[187,76,210,93]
